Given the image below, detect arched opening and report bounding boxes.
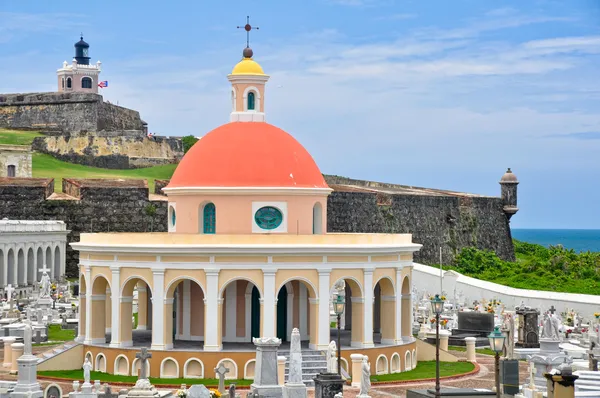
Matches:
[160,358,179,378]
[331,278,364,348]
[7,249,15,286]
[220,279,261,345]
[95,354,106,373]
[376,355,389,375]
[247,92,255,110]
[165,278,205,349]
[27,248,34,285]
[90,275,111,344]
[120,278,153,348]
[401,276,412,340]
[169,206,176,229]
[184,358,204,378]
[7,165,16,178]
[36,247,43,282]
[79,276,87,340]
[17,249,25,286]
[244,359,256,380]
[114,355,129,376]
[275,280,317,345]
[53,246,60,280]
[312,203,323,234]
[82,77,93,89]
[404,351,412,371]
[373,277,396,345]
[390,353,401,373]
[202,203,216,234]
[66,78,72,89]
[0,249,4,286]
[45,247,52,280]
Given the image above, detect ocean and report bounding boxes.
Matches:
[511,229,600,253]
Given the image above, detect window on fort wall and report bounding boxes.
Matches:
[7,165,16,178]
[247,92,255,110]
[82,77,92,89]
[203,203,216,234]
[67,78,72,89]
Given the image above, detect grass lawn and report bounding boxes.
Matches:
[370,361,475,382]
[0,129,43,146]
[448,345,496,356]
[47,324,76,341]
[38,369,252,386]
[32,153,177,193]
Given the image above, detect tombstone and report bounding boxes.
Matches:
[447,312,494,347]
[500,359,520,395]
[214,364,230,394]
[44,383,63,398]
[251,337,283,398]
[125,348,159,398]
[187,385,211,398]
[10,321,43,398]
[516,307,540,348]
[135,348,152,380]
[313,374,343,398]
[284,328,307,398]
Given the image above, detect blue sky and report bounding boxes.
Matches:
[1,0,599,229]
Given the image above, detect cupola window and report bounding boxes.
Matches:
[203,203,216,234]
[66,78,72,89]
[61,78,65,89]
[255,206,283,230]
[169,206,176,227]
[82,77,92,89]
[247,92,255,110]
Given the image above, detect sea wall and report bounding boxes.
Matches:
[32,134,183,169]
[0,178,167,277]
[326,191,515,265]
[0,92,144,133]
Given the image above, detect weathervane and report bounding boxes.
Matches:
[237,16,259,48]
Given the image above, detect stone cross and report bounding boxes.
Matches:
[549,305,556,315]
[39,263,51,277]
[135,348,152,380]
[528,364,536,390]
[214,364,230,394]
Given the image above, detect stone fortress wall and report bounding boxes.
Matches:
[0,92,183,169]
[0,173,515,278]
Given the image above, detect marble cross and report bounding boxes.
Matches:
[214,364,230,394]
[135,348,152,380]
[39,263,51,277]
[549,305,556,315]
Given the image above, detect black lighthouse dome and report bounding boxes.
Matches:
[74,35,90,65]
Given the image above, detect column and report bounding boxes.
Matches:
[109,267,121,347]
[225,282,236,341]
[84,268,93,345]
[299,283,308,341]
[395,268,403,344]
[401,293,412,341]
[182,280,191,339]
[286,290,294,341]
[164,297,174,349]
[151,269,165,350]
[317,269,331,350]
[2,248,7,286]
[119,296,133,347]
[137,284,148,330]
[22,249,28,288]
[262,270,277,338]
[204,269,221,351]
[76,273,86,342]
[362,269,375,348]
[105,288,112,333]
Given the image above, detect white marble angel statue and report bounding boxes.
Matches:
[327,340,337,373]
[359,356,371,397]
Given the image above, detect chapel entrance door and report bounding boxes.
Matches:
[251,286,260,341]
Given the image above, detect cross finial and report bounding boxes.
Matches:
[237,16,259,49]
[549,305,556,314]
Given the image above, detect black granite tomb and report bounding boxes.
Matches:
[313,373,344,398]
[447,312,494,347]
[500,359,520,395]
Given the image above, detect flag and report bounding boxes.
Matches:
[98,81,108,88]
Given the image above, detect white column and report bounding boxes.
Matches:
[204,269,221,351]
[286,291,294,341]
[317,269,331,350]
[225,282,237,341]
[151,269,165,350]
[262,270,277,338]
[362,269,375,348]
[395,268,403,344]
[182,280,191,339]
[23,248,28,287]
[109,267,120,347]
[2,247,8,286]
[84,267,93,345]
[244,291,252,340]
[76,272,85,343]
[299,283,308,341]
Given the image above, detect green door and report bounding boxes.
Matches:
[277,286,287,342]
[251,286,260,340]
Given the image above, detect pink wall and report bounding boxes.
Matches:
[169,194,328,234]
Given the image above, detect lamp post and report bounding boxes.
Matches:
[430,294,445,397]
[333,293,346,376]
[488,326,506,398]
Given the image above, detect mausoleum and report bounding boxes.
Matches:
[72,45,420,379]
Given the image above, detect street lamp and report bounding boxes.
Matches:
[430,294,444,397]
[333,293,345,376]
[488,326,506,398]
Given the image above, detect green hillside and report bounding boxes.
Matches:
[33,153,177,192]
[0,129,44,145]
[445,240,600,295]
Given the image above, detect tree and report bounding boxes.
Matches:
[144,204,157,232]
[182,135,199,153]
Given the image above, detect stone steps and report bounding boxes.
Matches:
[279,349,327,387]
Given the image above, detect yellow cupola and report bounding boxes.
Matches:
[227,47,270,123]
[231,48,265,75]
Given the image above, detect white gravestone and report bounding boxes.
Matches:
[326,340,337,373]
[283,328,307,398]
[251,337,283,398]
[188,385,211,398]
[11,321,43,398]
[358,356,371,398]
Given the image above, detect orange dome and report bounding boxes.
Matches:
[167,122,329,189]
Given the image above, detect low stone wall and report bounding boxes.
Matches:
[32,135,183,169]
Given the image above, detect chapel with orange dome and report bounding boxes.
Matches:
[71,44,422,380]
